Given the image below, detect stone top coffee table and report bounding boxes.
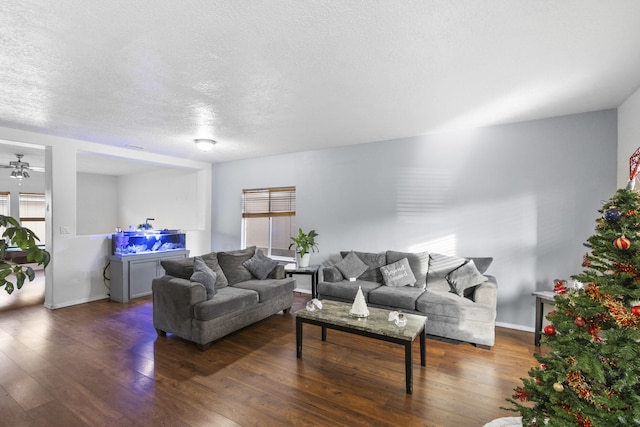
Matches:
[295,299,427,394]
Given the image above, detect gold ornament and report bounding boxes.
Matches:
[553,382,564,392]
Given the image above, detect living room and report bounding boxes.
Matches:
[1,2,640,426]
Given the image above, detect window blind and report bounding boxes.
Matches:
[19,192,46,220]
[242,187,295,218]
[0,192,9,216]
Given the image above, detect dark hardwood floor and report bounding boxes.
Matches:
[0,292,543,426]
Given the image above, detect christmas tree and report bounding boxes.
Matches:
[506,184,640,425]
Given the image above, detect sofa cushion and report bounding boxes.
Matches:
[193,286,258,321]
[426,253,466,292]
[217,247,256,285]
[340,251,386,283]
[466,257,493,274]
[380,258,416,287]
[416,290,496,323]
[232,278,295,302]
[242,249,279,280]
[317,279,381,302]
[368,285,425,311]
[190,257,217,299]
[200,252,229,288]
[334,251,369,280]
[386,250,430,289]
[447,260,487,296]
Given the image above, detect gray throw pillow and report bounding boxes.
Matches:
[386,250,429,288]
[243,249,279,280]
[161,257,194,280]
[217,247,256,285]
[199,252,229,288]
[334,251,369,280]
[447,260,487,296]
[466,257,493,274]
[426,253,467,292]
[190,257,217,299]
[339,251,386,283]
[380,258,417,287]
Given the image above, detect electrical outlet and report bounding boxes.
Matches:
[60,226,71,234]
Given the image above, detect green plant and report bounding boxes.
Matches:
[288,228,319,258]
[0,215,51,295]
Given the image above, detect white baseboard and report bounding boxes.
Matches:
[45,294,109,309]
[496,321,534,333]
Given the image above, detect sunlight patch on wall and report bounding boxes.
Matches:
[396,167,451,222]
[408,234,456,255]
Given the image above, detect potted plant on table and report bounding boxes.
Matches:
[289,228,318,268]
[0,215,51,294]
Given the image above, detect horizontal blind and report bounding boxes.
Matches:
[19,192,46,220]
[0,192,9,216]
[242,187,295,218]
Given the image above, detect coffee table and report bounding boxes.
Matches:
[295,300,427,394]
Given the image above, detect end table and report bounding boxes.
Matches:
[532,290,555,346]
[285,264,320,298]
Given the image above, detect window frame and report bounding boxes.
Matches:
[241,186,296,261]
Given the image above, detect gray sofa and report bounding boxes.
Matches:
[317,250,497,348]
[152,247,295,350]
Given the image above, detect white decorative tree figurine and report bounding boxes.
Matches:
[349,286,369,317]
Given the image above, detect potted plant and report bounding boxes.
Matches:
[0,215,51,294]
[289,228,318,267]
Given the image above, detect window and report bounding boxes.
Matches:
[19,192,46,245]
[0,192,9,216]
[242,187,295,260]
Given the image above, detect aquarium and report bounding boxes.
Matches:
[111,229,186,256]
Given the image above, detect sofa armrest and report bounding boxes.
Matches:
[322,266,343,282]
[267,264,285,279]
[152,275,207,339]
[472,277,497,306]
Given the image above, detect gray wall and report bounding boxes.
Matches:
[212,110,617,329]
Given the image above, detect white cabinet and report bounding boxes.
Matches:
[109,250,189,302]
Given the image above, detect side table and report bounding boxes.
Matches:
[285,264,320,298]
[532,290,555,346]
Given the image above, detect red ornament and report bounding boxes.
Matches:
[614,236,631,250]
[554,280,567,294]
[574,317,586,327]
[544,325,557,336]
[582,253,592,267]
[631,306,640,316]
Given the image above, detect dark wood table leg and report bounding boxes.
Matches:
[420,324,426,366]
[321,326,327,341]
[535,296,543,346]
[296,318,303,358]
[405,342,413,394]
[312,270,318,298]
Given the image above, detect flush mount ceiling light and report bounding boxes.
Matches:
[194,138,217,152]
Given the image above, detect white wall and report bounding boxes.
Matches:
[0,126,212,309]
[77,173,118,235]
[618,87,640,188]
[212,110,617,330]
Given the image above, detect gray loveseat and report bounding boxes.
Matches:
[152,247,295,350]
[317,250,497,348]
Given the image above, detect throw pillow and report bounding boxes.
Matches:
[466,257,493,274]
[243,249,279,280]
[386,250,429,288]
[447,260,488,296]
[426,253,467,292]
[334,251,369,280]
[160,257,194,280]
[380,258,417,287]
[217,247,256,285]
[199,252,229,288]
[190,257,218,299]
[339,251,386,283]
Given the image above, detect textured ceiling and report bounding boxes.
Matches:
[1,0,640,165]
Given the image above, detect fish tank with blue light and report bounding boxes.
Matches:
[111,229,186,256]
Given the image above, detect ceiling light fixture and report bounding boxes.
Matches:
[194,138,217,152]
